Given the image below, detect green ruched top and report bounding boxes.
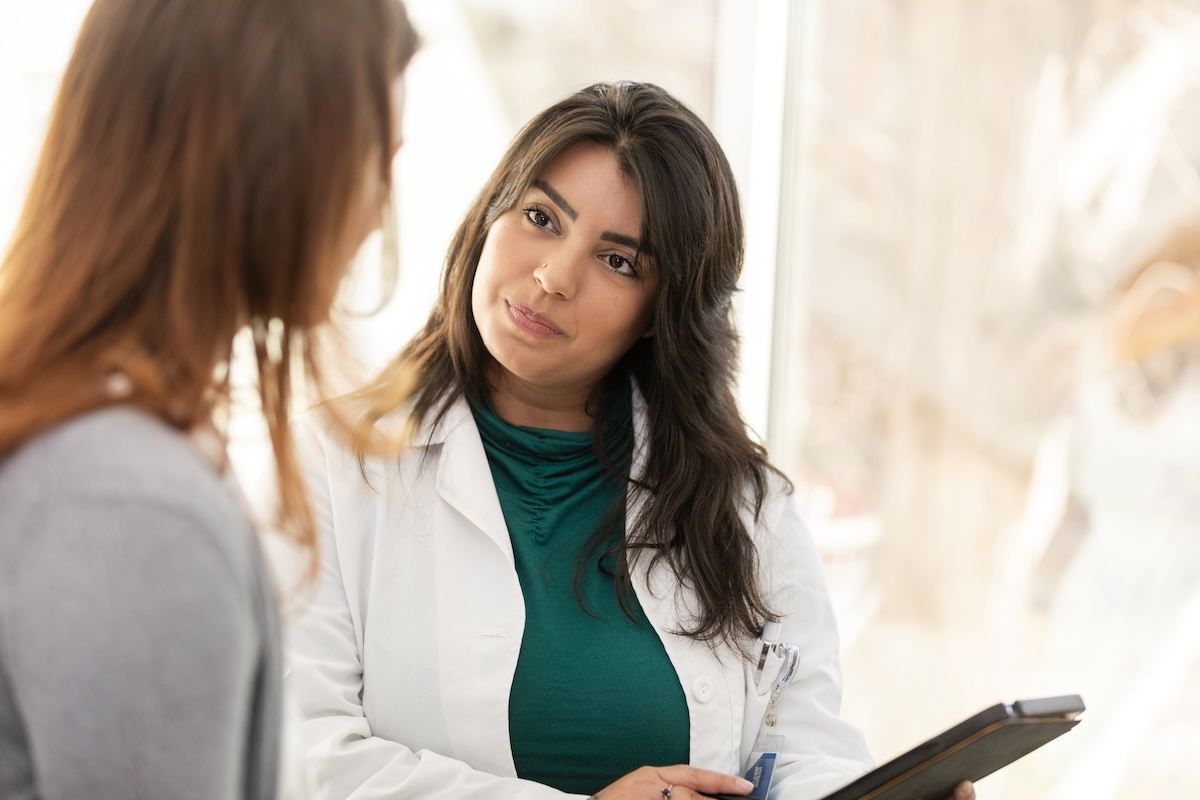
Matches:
[471,393,690,795]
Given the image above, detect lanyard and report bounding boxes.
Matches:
[743,621,802,799]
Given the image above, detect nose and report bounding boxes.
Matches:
[533,258,578,300]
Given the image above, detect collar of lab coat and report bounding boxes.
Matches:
[405,382,652,576]
[415,382,707,637]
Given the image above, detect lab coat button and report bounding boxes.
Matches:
[692,677,714,703]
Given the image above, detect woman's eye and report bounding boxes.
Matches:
[606,253,637,276]
[523,207,554,230]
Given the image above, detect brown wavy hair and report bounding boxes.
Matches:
[354,81,784,648]
[0,0,418,574]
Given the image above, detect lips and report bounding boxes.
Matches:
[505,300,565,337]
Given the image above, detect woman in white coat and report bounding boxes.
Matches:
[285,82,975,800]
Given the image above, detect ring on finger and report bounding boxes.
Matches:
[661,786,673,799]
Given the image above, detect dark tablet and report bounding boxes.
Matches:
[705,694,1084,800]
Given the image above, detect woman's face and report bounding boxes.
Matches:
[471,142,659,409]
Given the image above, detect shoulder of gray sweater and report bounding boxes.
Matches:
[0,406,257,576]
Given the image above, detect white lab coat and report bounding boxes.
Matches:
[283,390,873,800]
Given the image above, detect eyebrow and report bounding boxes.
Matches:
[601,231,641,250]
[532,180,577,221]
[531,179,643,251]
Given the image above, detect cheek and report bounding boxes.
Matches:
[471,246,493,306]
[591,293,655,347]
[472,228,508,300]
[470,270,487,328]
[638,292,657,326]
[471,249,501,331]
[624,291,657,339]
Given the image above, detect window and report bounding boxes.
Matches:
[775,2,1200,796]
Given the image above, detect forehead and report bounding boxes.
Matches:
[533,143,642,217]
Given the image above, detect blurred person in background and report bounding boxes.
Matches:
[1023,224,1200,797]
[281,80,976,800]
[0,0,417,797]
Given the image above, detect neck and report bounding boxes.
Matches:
[487,372,596,432]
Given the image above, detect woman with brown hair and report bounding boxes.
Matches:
[285,81,976,800]
[0,0,417,797]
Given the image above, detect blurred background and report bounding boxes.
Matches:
[4,1,1200,797]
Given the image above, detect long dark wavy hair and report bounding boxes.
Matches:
[354,81,786,649]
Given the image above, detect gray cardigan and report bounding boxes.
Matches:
[0,408,280,799]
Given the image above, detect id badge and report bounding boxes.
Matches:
[742,736,783,799]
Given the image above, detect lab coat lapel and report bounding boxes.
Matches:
[430,398,515,566]
[420,398,524,775]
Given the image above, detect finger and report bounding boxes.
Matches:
[659,786,750,800]
[654,764,755,796]
[953,780,975,800]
